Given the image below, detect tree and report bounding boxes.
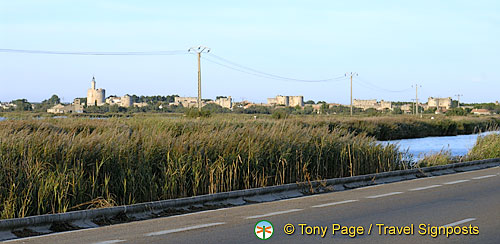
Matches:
[305,100,315,104]
[445,108,467,116]
[202,103,230,113]
[391,107,403,114]
[319,103,329,114]
[185,108,211,118]
[424,107,437,114]
[12,99,32,111]
[303,105,314,114]
[271,108,290,119]
[43,94,60,105]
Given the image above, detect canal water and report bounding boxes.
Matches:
[0,117,5,121]
[385,131,500,158]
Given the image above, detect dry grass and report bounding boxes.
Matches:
[467,133,500,160]
[0,116,406,219]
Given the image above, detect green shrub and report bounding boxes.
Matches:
[185,108,211,118]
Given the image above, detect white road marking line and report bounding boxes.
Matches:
[442,218,476,227]
[312,200,358,208]
[245,209,303,219]
[2,228,92,243]
[471,175,496,180]
[409,185,442,191]
[443,179,470,185]
[365,192,403,199]
[92,240,126,244]
[144,222,226,237]
[353,184,383,190]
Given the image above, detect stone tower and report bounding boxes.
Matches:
[87,77,106,106]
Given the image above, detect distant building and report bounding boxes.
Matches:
[106,96,122,106]
[427,97,452,110]
[73,98,84,113]
[399,104,414,113]
[172,97,199,108]
[308,103,342,113]
[87,77,106,106]
[105,94,132,108]
[133,102,148,108]
[47,99,83,114]
[0,102,17,110]
[214,96,232,109]
[242,103,270,109]
[267,95,304,107]
[171,96,233,109]
[471,109,492,115]
[121,95,133,108]
[353,99,392,111]
[47,104,70,114]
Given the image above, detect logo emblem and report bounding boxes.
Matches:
[254,220,274,240]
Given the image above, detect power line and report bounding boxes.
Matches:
[202,56,299,81]
[202,56,347,83]
[206,53,346,83]
[355,77,413,93]
[2,48,349,83]
[0,48,188,55]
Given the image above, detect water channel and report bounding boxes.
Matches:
[385,131,500,159]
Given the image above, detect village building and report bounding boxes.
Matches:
[267,95,304,107]
[105,94,133,108]
[471,109,492,115]
[427,97,452,110]
[213,96,232,109]
[47,99,84,114]
[353,99,392,111]
[0,102,17,110]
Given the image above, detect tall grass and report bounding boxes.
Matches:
[0,117,406,219]
[467,133,500,160]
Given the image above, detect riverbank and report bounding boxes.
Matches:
[325,116,500,140]
[415,132,500,167]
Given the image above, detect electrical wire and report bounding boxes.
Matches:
[206,53,346,83]
[355,77,413,93]
[202,56,348,83]
[0,48,188,55]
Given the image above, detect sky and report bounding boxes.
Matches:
[1,0,499,104]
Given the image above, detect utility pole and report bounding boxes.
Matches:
[412,84,422,117]
[188,46,210,111]
[345,72,358,116]
[455,94,463,108]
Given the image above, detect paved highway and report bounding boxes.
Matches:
[6,166,500,244]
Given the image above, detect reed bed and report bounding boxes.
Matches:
[467,133,500,160]
[0,117,405,219]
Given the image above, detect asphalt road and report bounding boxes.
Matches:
[6,166,500,244]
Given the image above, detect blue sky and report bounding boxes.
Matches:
[1,0,499,104]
